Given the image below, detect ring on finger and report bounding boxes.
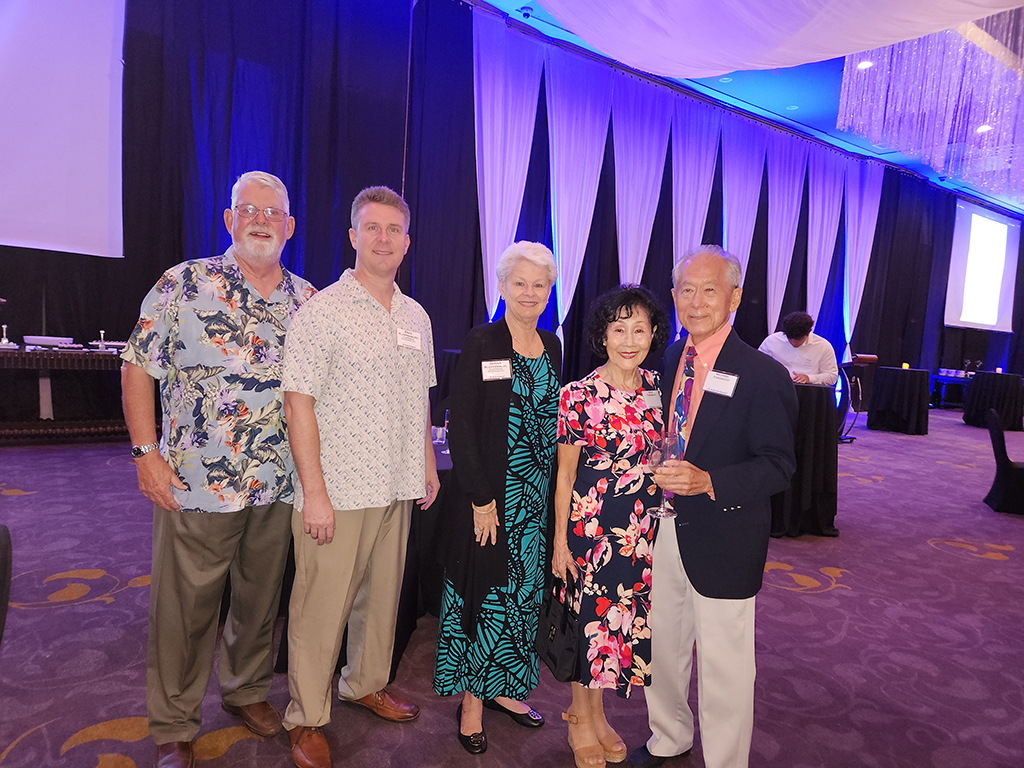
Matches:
[474,527,482,535]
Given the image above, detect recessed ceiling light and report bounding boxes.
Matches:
[786,105,799,110]
[976,124,994,133]
[719,76,733,83]
[857,60,874,70]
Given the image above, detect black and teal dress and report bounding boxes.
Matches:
[433,350,560,699]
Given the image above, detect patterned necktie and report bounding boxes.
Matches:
[672,345,696,438]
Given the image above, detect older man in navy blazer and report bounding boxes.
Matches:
[630,246,797,768]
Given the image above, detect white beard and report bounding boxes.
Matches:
[234,229,282,264]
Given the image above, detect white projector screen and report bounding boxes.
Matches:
[944,199,1020,333]
[0,0,125,258]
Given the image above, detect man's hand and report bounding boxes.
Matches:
[792,372,810,384]
[418,467,440,510]
[653,459,715,498]
[135,451,186,511]
[302,493,335,545]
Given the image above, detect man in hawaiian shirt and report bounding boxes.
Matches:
[279,186,438,768]
[121,171,316,768]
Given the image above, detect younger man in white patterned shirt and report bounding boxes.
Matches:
[280,186,439,768]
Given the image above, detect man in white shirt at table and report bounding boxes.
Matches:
[758,311,838,386]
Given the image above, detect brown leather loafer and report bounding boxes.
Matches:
[349,687,420,722]
[288,725,331,768]
[156,741,195,768]
[222,700,283,737]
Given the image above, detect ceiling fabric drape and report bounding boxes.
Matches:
[546,46,614,338]
[721,116,769,283]
[472,9,545,319]
[539,0,1024,78]
[766,132,809,334]
[612,72,674,285]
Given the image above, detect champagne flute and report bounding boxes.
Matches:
[646,432,684,519]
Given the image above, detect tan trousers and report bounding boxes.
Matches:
[283,499,412,729]
[646,518,757,768]
[147,501,292,743]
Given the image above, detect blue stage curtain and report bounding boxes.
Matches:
[122,0,412,294]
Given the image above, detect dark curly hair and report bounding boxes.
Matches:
[781,311,814,340]
[586,284,669,358]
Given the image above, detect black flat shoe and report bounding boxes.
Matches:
[456,703,487,755]
[482,698,545,728]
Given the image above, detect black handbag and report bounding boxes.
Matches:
[535,574,580,682]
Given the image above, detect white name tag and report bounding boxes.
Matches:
[397,329,421,350]
[481,359,512,381]
[705,370,738,397]
[640,390,661,409]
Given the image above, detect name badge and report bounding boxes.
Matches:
[481,359,512,381]
[397,329,421,350]
[705,370,739,397]
[640,390,661,409]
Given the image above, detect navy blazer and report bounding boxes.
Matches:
[660,330,798,600]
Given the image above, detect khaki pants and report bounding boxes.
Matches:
[284,499,412,729]
[147,501,292,743]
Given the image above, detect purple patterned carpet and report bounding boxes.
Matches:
[1,408,1022,767]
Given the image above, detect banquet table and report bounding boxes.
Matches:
[962,371,1024,431]
[771,383,839,537]
[867,367,930,435]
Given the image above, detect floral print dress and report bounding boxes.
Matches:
[557,368,663,697]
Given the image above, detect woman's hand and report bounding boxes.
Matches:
[472,500,499,547]
[551,539,578,581]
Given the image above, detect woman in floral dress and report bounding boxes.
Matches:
[552,285,669,768]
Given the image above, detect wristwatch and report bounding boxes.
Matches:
[131,442,159,458]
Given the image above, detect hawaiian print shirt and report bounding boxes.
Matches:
[122,248,317,513]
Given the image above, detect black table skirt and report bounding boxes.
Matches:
[867,367,930,435]
[963,372,1024,431]
[771,383,839,537]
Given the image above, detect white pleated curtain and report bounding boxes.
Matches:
[612,73,674,284]
[766,133,809,333]
[843,158,885,360]
[806,144,846,321]
[545,47,614,338]
[671,98,721,266]
[472,10,545,319]
[721,116,769,282]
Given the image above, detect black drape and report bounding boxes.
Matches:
[122,0,412,295]
[405,0,486,350]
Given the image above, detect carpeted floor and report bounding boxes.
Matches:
[1,408,1022,768]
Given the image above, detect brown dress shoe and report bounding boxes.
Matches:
[156,741,195,768]
[222,700,283,737]
[350,687,420,722]
[288,725,332,768]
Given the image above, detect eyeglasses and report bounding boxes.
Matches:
[234,204,288,222]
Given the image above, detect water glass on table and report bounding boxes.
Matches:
[647,432,684,519]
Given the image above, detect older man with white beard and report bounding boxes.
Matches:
[121,171,316,768]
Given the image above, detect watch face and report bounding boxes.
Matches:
[131,446,143,457]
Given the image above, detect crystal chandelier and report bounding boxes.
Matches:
[838,9,1024,203]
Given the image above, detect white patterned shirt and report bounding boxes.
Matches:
[282,269,436,511]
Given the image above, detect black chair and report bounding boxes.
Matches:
[0,524,11,646]
[984,409,1024,515]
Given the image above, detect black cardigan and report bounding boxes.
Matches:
[437,318,562,639]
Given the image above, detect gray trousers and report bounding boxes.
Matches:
[147,500,292,743]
